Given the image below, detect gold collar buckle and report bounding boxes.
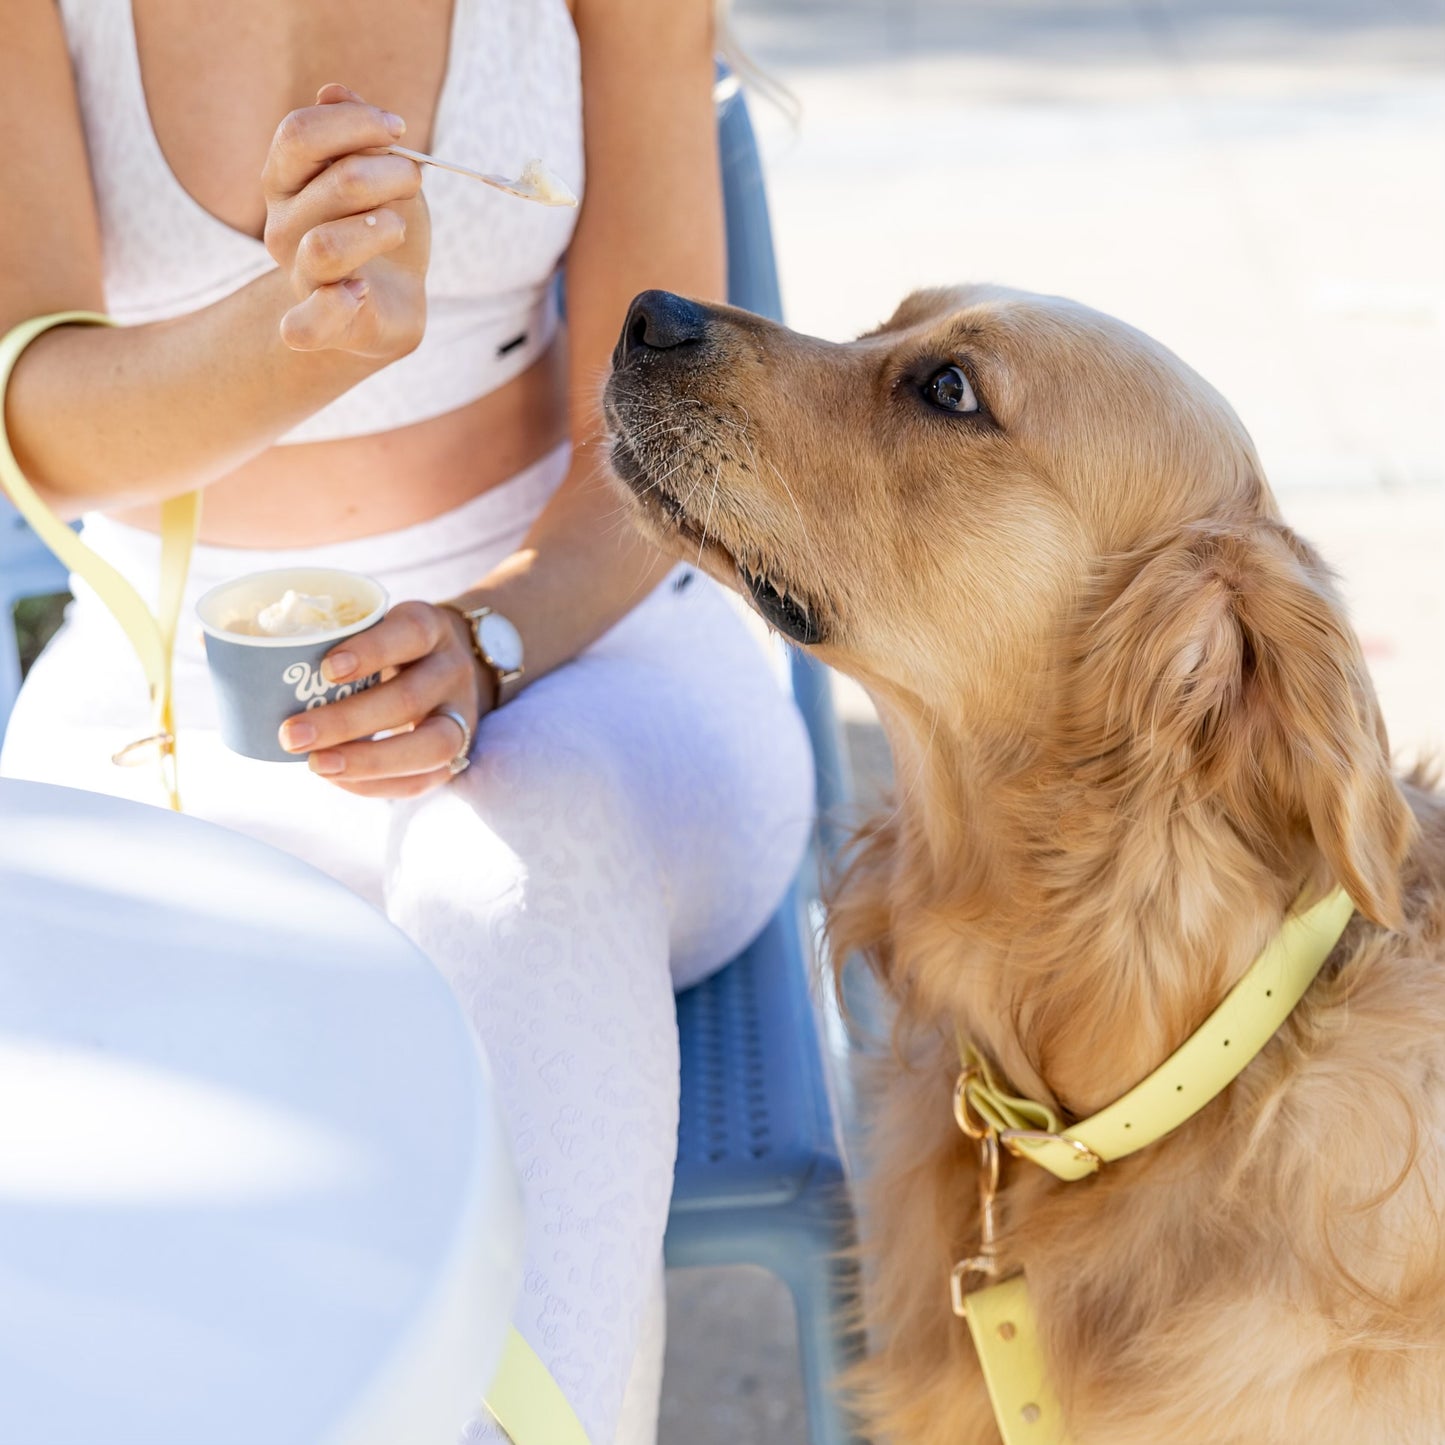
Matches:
[999,1129,1102,1169]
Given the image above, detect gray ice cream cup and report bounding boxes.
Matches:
[196,567,389,763]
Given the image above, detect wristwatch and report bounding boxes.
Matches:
[443,602,526,707]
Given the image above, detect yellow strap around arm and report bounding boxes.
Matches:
[0,312,199,810]
[963,887,1356,1181]
[483,1326,591,1445]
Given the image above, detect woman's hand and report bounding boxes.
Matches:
[277,601,492,797]
[262,83,431,361]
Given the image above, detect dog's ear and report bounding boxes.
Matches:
[1075,519,1414,928]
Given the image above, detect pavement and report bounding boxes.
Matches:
[659,1,1445,1440]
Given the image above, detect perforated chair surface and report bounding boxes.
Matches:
[672,884,839,1215]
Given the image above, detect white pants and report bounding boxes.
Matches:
[1,444,816,1444]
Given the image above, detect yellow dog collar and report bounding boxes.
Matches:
[957,885,1356,1181]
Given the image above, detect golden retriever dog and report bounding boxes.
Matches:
[603,285,1445,1444]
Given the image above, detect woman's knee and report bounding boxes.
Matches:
[395,700,647,860]
[463,707,653,864]
[384,722,668,1003]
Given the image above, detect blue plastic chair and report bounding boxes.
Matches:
[663,80,865,1445]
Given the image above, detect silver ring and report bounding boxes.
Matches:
[434,707,473,776]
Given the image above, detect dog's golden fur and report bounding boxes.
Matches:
[604,284,1445,1443]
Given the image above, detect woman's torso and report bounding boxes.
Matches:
[58,0,581,547]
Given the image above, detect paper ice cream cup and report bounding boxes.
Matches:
[196,567,389,763]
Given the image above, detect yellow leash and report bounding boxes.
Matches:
[2,312,593,1443]
[485,1329,591,1444]
[952,887,1356,1445]
[962,1277,1065,1444]
[0,311,198,810]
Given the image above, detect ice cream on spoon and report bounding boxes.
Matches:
[387,146,578,207]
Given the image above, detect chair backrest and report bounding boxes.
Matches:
[715,80,853,859]
[716,77,784,323]
[717,83,886,1063]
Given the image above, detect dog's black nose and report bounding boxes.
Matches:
[615,290,710,366]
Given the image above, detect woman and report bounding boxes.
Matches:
[0,1,814,1439]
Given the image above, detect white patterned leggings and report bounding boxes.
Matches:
[1,446,816,1444]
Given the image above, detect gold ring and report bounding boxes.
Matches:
[953,1067,993,1140]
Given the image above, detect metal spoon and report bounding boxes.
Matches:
[386,145,578,207]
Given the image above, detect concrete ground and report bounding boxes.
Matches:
[659,1,1445,1440]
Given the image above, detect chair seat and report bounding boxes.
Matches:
[671,884,842,1219]
[668,884,864,1445]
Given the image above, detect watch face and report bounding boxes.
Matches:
[478,611,524,673]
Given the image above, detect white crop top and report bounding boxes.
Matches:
[57,0,584,443]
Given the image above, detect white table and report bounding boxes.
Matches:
[0,779,522,1445]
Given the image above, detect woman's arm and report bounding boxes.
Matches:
[0,0,427,515]
[288,0,727,794]
[458,0,727,675]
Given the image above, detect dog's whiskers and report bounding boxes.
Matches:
[696,459,723,569]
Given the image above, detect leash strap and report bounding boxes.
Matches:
[0,311,199,810]
[963,1276,1070,1445]
[960,886,1356,1180]
[486,1327,592,1444]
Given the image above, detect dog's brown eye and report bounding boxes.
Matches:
[923,365,979,414]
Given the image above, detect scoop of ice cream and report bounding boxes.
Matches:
[244,589,361,638]
[517,158,578,208]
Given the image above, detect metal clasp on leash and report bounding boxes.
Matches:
[949,1061,1104,1315]
[950,1064,1003,1315]
[111,730,182,811]
[111,731,175,767]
